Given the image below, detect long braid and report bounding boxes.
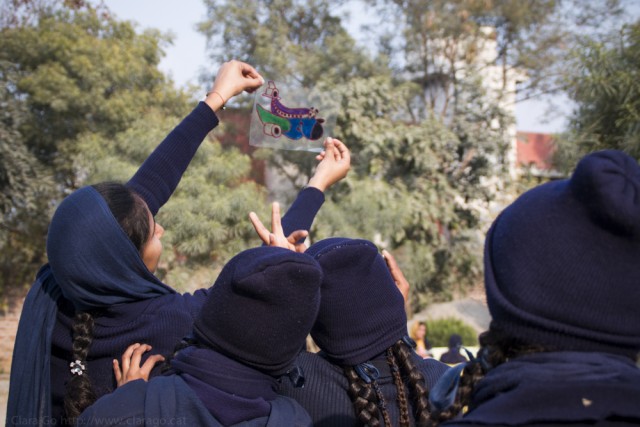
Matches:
[392,341,432,427]
[344,366,385,427]
[63,312,96,424]
[387,347,410,427]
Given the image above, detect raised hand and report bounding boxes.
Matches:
[205,60,265,111]
[113,343,165,387]
[307,137,351,192]
[249,202,308,253]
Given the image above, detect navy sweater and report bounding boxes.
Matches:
[78,376,312,427]
[49,102,325,423]
[278,350,450,426]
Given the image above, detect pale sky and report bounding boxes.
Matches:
[104,0,568,133]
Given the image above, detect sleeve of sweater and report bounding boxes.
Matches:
[77,379,148,426]
[127,102,219,216]
[280,187,325,238]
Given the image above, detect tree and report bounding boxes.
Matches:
[198,0,491,310]
[0,0,188,187]
[0,59,55,306]
[0,1,270,297]
[555,21,640,170]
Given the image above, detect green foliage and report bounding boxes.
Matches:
[0,59,56,302]
[307,77,486,310]
[199,0,381,88]
[0,0,275,299]
[556,21,640,168]
[0,1,188,186]
[425,317,478,347]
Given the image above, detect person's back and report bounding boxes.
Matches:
[439,334,467,365]
[278,237,450,426]
[78,246,324,426]
[49,290,207,423]
[429,150,640,426]
[280,349,448,427]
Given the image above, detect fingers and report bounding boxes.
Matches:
[120,343,140,376]
[209,60,264,107]
[382,250,410,303]
[323,138,336,160]
[116,343,162,387]
[294,242,309,253]
[271,202,284,236]
[332,138,350,163]
[130,344,152,373]
[140,354,166,377]
[240,62,262,81]
[249,211,271,245]
[287,229,309,245]
[113,359,122,383]
[239,62,265,92]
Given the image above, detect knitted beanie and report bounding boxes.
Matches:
[305,238,407,365]
[193,246,323,376]
[485,150,640,358]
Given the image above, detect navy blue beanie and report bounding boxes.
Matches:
[305,238,407,365]
[193,246,323,376]
[485,150,640,358]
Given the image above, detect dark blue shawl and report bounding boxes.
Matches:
[7,187,175,426]
[438,351,640,426]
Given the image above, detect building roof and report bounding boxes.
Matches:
[516,131,556,171]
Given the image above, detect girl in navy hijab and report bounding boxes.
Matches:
[6,59,350,426]
[428,150,640,426]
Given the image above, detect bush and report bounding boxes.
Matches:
[425,317,478,347]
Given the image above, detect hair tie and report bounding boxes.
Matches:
[69,359,86,376]
[286,365,305,388]
[354,362,380,384]
[475,347,493,372]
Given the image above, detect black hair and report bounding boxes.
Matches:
[63,312,96,424]
[91,182,150,252]
[344,339,432,427]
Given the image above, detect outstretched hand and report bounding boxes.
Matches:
[249,202,308,253]
[382,250,410,304]
[113,343,165,387]
[307,137,351,192]
[206,60,265,111]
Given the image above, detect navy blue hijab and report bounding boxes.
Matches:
[7,186,175,426]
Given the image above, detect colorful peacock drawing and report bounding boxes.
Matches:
[255,81,325,140]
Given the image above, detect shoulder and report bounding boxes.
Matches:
[413,353,451,388]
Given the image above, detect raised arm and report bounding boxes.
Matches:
[127,60,264,215]
[280,137,351,237]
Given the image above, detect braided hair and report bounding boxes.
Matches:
[427,328,549,426]
[388,340,432,427]
[344,364,393,427]
[344,339,433,427]
[63,312,96,423]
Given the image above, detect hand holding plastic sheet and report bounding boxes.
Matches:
[250,80,338,152]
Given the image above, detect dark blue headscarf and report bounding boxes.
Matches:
[7,186,175,426]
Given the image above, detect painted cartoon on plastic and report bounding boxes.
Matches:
[250,79,338,152]
[256,81,325,141]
